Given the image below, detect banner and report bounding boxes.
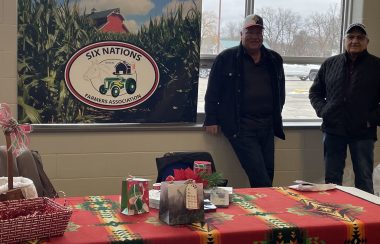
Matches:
[17,0,201,123]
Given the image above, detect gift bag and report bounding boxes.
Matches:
[120,177,149,215]
[159,180,204,225]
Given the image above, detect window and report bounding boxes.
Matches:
[201,0,245,55]
[199,0,344,121]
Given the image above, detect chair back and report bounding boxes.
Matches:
[0,147,57,198]
[155,152,216,183]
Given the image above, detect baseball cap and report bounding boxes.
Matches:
[242,14,264,29]
[345,23,367,35]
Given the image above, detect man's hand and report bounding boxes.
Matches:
[205,125,219,135]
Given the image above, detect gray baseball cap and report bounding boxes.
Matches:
[243,14,264,29]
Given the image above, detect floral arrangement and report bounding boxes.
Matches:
[165,168,225,188]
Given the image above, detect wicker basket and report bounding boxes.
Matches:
[0,197,72,243]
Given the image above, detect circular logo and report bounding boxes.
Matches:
[65,41,159,110]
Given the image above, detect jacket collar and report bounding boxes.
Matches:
[344,49,369,63]
[237,42,269,60]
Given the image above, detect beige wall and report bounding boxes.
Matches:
[351,0,380,56]
[1,0,380,197]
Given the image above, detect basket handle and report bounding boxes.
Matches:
[54,191,69,206]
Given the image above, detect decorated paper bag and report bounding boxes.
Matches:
[159,180,204,225]
[120,177,149,215]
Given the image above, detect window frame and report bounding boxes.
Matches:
[198,0,351,124]
[30,0,353,132]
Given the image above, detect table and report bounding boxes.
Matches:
[35,187,380,243]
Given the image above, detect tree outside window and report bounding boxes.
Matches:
[199,0,342,120]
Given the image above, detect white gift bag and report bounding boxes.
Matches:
[0,177,38,199]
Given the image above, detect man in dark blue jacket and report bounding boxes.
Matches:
[309,23,380,194]
[204,14,285,187]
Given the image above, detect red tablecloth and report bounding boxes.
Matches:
[32,187,380,243]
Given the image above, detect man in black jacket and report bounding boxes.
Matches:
[309,23,380,194]
[204,14,285,187]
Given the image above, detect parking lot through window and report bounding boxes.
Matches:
[199,0,343,121]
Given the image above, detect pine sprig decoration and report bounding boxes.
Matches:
[198,171,225,188]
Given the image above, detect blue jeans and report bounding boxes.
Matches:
[323,132,374,194]
[228,128,274,187]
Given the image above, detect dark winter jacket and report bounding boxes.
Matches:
[309,50,380,139]
[204,43,285,139]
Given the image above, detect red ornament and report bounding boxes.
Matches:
[165,175,175,182]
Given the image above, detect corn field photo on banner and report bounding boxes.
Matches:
[17,0,201,124]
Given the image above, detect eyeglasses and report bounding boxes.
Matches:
[345,34,367,41]
[244,30,263,37]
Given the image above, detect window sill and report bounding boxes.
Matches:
[30,120,321,133]
[283,120,321,128]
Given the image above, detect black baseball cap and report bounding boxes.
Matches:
[345,23,367,35]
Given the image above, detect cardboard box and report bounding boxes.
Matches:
[149,189,160,209]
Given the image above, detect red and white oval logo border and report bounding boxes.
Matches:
[65,41,160,110]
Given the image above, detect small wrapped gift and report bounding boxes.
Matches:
[210,187,230,207]
[193,161,212,176]
[149,189,160,209]
[120,177,149,215]
[159,180,204,225]
[204,186,233,201]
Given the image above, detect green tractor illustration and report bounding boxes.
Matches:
[99,76,136,98]
[97,61,138,98]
